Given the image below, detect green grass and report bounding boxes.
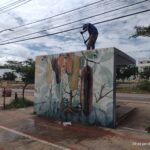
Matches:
[116,80,150,94]
[137,81,150,92]
[6,97,33,109]
[116,81,137,84]
[116,86,150,94]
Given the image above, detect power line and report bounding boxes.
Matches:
[0,0,25,11]
[0,0,106,32]
[0,0,18,6]
[1,0,148,43]
[0,0,32,15]
[2,0,147,33]
[0,8,149,46]
[0,0,122,36]
[0,0,23,7]
[2,0,121,32]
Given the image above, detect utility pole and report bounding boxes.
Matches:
[2,81,7,109]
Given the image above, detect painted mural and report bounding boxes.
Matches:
[34,48,115,127]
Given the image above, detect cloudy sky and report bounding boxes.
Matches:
[0,0,149,64]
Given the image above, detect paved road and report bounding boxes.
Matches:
[0,88,149,101]
[0,88,34,95]
[117,93,150,102]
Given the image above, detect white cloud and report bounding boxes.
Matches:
[0,0,149,64]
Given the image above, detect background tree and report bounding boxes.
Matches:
[3,72,17,81]
[5,58,35,100]
[126,65,138,80]
[132,26,150,38]
[139,66,150,80]
[116,67,126,81]
[116,65,138,81]
[0,65,6,68]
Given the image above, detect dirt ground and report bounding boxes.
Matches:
[0,100,150,150]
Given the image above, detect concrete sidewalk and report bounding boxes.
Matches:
[0,107,150,150]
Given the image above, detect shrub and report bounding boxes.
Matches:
[6,97,33,109]
[138,80,150,92]
[145,126,150,133]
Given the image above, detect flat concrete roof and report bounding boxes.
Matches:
[36,47,136,66]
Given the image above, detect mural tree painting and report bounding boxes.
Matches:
[95,84,113,103]
[35,49,115,127]
[81,51,113,124]
[51,54,80,116]
[65,54,80,106]
[80,52,99,116]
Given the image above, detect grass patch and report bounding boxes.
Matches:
[6,97,33,109]
[116,81,137,84]
[137,81,150,92]
[116,86,150,94]
[116,80,150,94]
[145,126,150,133]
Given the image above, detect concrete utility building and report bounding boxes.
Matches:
[34,47,135,128]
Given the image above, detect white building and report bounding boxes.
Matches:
[0,68,22,81]
[137,58,150,71]
[0,69,12,78]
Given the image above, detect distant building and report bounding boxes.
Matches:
[137,58,150,71]
[0,68,22,81]
[15,76,22,82]
[0,69,12,78]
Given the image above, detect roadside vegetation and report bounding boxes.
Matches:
[6,97,33,109]
[0,58,35,109]
[118,25,150,94]
[131,25,150,38]
[116,65,150,93]
[145,126,150,133]
[117,81,150,94]
[4,59,35,100]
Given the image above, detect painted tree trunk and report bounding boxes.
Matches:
[80,65,93,116]
[66,55,80,91]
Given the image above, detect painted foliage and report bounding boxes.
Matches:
[34,48,115,127]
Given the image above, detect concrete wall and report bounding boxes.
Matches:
[34,48,115,127]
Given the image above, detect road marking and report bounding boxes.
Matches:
[118,127,147,133]
[0,125,70,150]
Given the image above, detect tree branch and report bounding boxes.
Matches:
[81,52,100,64]
[63,84,71,95]
[95,84,113,103]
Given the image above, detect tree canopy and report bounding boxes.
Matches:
[5,58,35,99]
[5,59,35,84]
[3,72,17,81]
[132,26,150,38]
[116,65,138,81]
[140,66,150,80]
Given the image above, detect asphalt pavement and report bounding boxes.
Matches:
[0,88,149,101]
[117,93,150,102]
